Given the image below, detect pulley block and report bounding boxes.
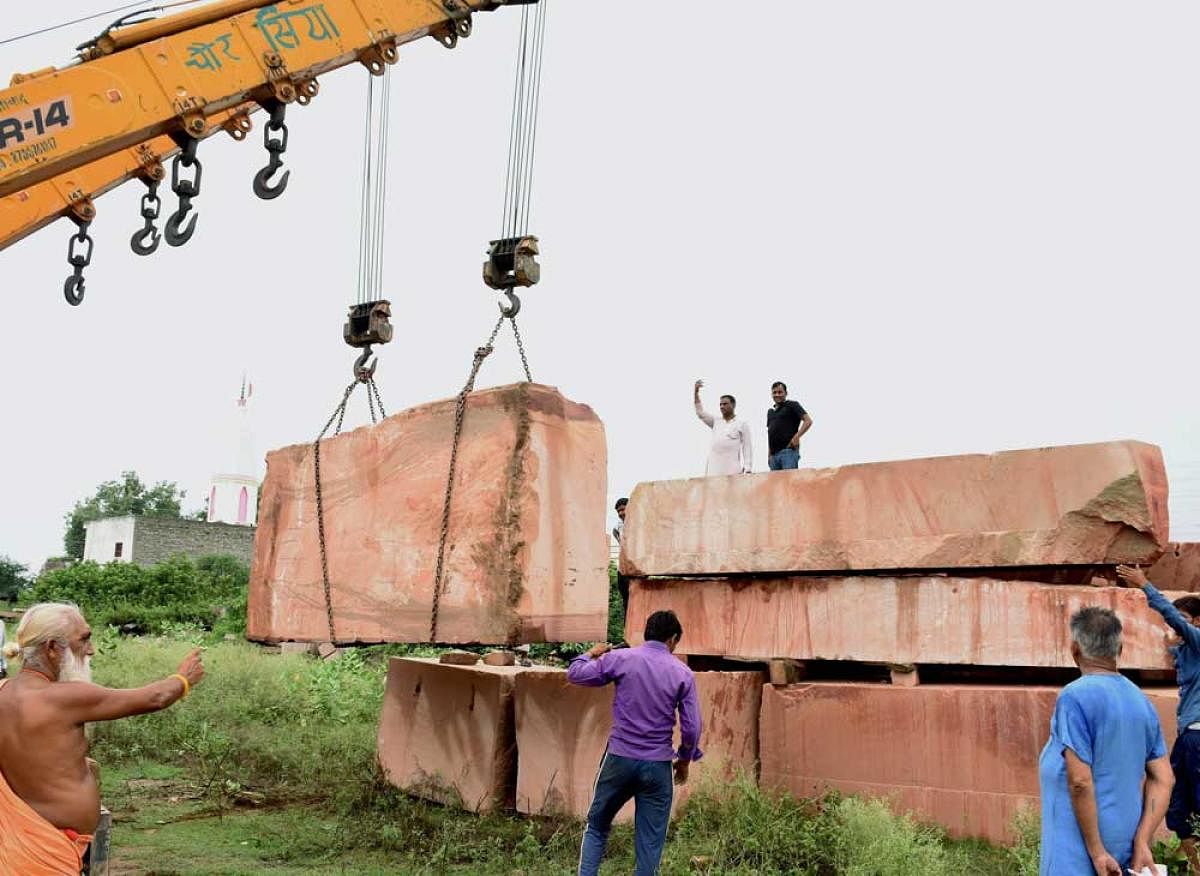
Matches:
[343,299,394,349]
[483,235,540,291]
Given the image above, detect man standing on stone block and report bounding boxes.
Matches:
[1038,606,1172,876]
[693,379,752,475]
[766,380,812,471]
[1118,564,1200,874]
[612,498,630,618]
[568,609,703,876]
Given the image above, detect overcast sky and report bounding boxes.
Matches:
[2,1,1198,571]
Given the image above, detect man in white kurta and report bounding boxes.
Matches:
[693,379,753,476]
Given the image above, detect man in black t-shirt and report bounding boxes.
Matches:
[766,381,812,471]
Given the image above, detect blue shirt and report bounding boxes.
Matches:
[567,641,704,763]
[1143,581,1200,728]
[1038,673,1166,875]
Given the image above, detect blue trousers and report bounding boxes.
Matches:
[1168,727,1200,838]
[577,752,673,876]
[768,447,800,470]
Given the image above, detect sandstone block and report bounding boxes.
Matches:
[377,657,521,812]
[626,576,1185,669]
[514,668,762,820]
[484,650,517,666]
[247,383,609,645]
[759,682,1179,844]
[621,441,1167,577]
[1149,543,1200,592]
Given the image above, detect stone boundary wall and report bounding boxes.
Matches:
[131,516,255,566]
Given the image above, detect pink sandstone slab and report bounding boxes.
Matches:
[759,682,1179,844]
[377,657,521,812]
[625,577,1188,669]
[247,383,609,645]
[514,668,762,821]
[620,441,1168,577]
[1149,543,1200,592]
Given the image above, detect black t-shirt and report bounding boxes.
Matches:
[767,399,807,454]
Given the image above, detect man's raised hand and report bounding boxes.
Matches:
[586,643,612,660]
[1116,565,1149,589]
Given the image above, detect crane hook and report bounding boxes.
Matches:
[130,224,161,256]
[63,275,86,306]
[254,100,291,200]
[252,164,290,200]
[353,346,378,382]
[163,206,198,247]
[498,290,521,318]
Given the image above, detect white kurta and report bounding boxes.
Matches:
[695,402,753,475]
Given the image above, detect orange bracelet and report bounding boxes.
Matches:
[170,674,190,699]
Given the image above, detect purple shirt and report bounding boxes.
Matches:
[567,641,704,763]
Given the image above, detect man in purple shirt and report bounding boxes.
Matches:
[567,609,703,876]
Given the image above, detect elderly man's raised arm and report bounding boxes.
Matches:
[56,648,204,723]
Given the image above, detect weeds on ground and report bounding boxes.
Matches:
[92,635,1026,873]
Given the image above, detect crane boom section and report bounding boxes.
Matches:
[0,0,513,199]
[0,107,251,252]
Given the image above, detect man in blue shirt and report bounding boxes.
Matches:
[1120,564,1200,874]
[567,610,703,876]
[1039,605,1172,875]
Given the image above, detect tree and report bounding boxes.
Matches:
[0,557,28,605]
[63,471,189,559]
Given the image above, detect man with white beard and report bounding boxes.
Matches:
[0,602,204,874]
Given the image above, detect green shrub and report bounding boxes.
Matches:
[28,555,248,635]
[832,796,954,875]
[608,561,625,642]
[90,637,386,808]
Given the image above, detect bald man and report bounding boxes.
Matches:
[0,602,204,874]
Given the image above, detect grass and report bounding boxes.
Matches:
[88,633,1039,875]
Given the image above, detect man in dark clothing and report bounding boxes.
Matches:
[766,381,812,471]
[612,498,630,618]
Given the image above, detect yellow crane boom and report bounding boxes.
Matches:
[0,0,531,254]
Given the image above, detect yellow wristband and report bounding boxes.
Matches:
[171,674,190,699]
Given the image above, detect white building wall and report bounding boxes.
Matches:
[83,517,136,564]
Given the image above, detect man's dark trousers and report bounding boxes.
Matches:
[1168,727,1200,839]
[578,752,673,876]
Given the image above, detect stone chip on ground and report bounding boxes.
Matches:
[620,440,1168,577]
[247,382,609,645]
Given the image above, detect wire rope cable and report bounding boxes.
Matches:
[1,0,207,49]
[498,0,549,240]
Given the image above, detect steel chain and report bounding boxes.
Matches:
[313,379,360,644]
[510,315,533,382]
[428,311,535,642]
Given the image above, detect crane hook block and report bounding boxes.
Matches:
[483,235,540,291]
[343,300,394,349]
